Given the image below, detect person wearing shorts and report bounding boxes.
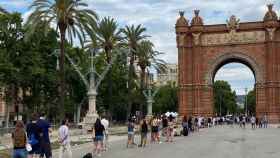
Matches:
[127,118,135,148]
[94,118,105,157]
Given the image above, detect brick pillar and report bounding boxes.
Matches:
[255,83,266,119]
[264,27,280,123]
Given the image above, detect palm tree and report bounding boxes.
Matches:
[121,24,147,118]
[26,0,98,119]
[136,40,166,90]
[136,40,166,113]
[95,17,121,111]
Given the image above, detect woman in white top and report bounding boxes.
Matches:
[58,119,72,158]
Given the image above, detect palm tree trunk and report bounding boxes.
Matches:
[127,53,134,120]
[108,68,113,111]
[105,50,113,114]
[59,24,66,121]
[140,67,146,115]
[140,68,146,91]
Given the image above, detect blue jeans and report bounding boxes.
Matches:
[13,148,27,158]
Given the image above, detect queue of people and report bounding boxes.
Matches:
[10,112,270,158]
[126,114,188,149]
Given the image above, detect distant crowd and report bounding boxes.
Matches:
[125,113,270,149]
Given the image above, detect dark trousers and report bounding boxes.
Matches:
[40,141,52,158]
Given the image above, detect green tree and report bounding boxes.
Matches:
[26,0,98,119]
[0,13,25,127]
[213,80,237,116]
[137,40,166,90]
[246,89,256,115]
[153,82,178,114]
[136,40,166,113]
[95,17,121,110]
[121,24,147,118]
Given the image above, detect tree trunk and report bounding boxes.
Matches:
[77,104,81,123]
[105,50,113,115]
[127,52,135,120]
[140,67,146,116]
[59,24,66,121]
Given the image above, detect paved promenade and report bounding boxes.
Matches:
[56,126,280,158]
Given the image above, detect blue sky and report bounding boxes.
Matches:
[1,0,279,94]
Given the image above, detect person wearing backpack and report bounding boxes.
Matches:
[37,113,52,158]
[12,120,27,158]
[26,113,42,158]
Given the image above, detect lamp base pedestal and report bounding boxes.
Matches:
[83,112,99,132]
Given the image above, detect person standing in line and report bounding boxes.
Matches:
[264,114,268,128]
[194,117,198,132]
[182,116,188,136]
[166,115,174,142]
[188,116,193,132]
[251,115,256,129]
[101,116,109,151]
[26,113,42,158]
[93,118,105,157]
[150,116,157,143]
[126,118,135,148]
[162,115,168,137]
[242,115,246,129]
[213,117,216,127]
[12,121,27,158]
[139,118,148,147]
[58,119,72,158]
[156,116,162,144]
[37,113,52,158]
[239,115,243,128]
[256,117,259,128]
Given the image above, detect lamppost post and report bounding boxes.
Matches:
[245,88,248,116]
[219,93,222,117]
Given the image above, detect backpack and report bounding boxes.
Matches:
[28,133,39,145]
[83,153,93,158]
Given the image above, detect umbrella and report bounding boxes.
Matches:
[165,112,171,116]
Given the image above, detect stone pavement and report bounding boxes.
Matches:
[58,126,280,158]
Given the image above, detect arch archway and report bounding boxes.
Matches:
[205,52,263,85]
[176,8,280,123]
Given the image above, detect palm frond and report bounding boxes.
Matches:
[26,0,98,46]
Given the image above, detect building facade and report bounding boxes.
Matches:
[157,64,178,86]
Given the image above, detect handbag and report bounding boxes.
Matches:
[25,132,32,152]
[26,143,32,152]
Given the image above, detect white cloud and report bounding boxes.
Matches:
[215,63,255,94]
[82,0,279,63]
[0,0,30,9]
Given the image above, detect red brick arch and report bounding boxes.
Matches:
[205,52,263,85]
[176,9,280,123]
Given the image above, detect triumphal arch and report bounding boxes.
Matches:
[176,4,280,123]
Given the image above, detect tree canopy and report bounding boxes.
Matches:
[213,80,237,116]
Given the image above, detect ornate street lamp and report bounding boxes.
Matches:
[53,48,127,130]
